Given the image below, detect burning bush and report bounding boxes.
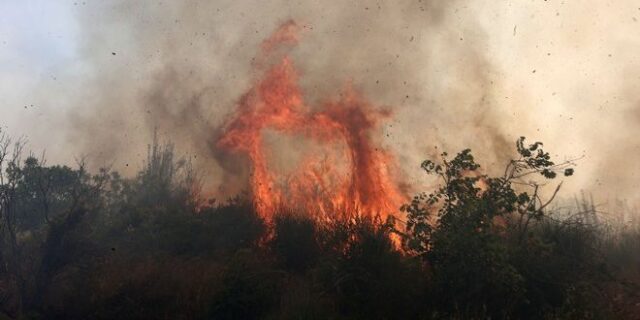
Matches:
[0,132,637,319]
[0,21,638,320]
[217,21,404,221]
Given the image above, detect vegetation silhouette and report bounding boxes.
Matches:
[0,130,637,319]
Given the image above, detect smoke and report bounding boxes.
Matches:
[10,0,640,204]
[63,0,501,195]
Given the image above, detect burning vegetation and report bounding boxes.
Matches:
[218,21,404,221]
[1,17,640,320]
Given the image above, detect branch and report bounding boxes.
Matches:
[539,182,563,212]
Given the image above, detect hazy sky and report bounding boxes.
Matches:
[1,1,79,137]
[2,0,640,206]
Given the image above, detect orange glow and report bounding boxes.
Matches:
[217,21,405,221]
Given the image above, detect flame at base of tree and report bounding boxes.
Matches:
[217,21,405,221]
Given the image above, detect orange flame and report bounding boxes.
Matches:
[217,21,405,221]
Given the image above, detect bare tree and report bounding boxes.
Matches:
[0,130,28,313]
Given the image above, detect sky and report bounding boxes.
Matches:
[1,0,640,211]
[0,0,81,159]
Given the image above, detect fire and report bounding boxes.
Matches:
[217,21,405,221]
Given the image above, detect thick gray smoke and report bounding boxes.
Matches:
[7,1,640,206]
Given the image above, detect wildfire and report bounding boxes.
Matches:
[217,20,405,221]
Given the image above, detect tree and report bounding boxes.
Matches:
[401,137,576,317]
[0,131,27,314]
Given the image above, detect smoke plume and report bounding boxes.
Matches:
[10,0,640,205]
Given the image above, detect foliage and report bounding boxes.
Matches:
[0,133,636,319]
[400,138,623,319]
